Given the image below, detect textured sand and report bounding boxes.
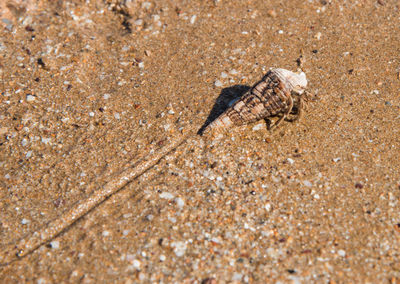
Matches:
[1,0,399,282]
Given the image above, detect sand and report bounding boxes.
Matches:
[1,0,399,282]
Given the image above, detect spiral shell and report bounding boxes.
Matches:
[202,68,307,135]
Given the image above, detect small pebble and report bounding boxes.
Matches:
[50,240,60,249]
[41,137,51,144]
[26,151,32,158]
[142,2,151,9]
[303,180,312,187]
[287,158,294,165]
[160,192,175,199]
[232,273,243,281]
[229,69,238,75]
[103,93,111,100]
[175,197,185,208]
[355,183,363,189]
[26,94,36,102]
[190,15,197,24]
[134,19,143,25]
[214,80,223,87]
[21,218,30,225]
[171,241,187,257]
[338,249,346,257]
[102,230,110,237]
[252,123,264,131]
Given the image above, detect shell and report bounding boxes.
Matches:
[201,68,307,135]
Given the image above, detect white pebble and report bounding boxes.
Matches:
[123,213,132,218]
[89,112,95,117]
[313,194,320,199]
[21,218,30,225]
[175,197,185,208]
[41,137,51,144]
[303,180,312,187]
[26,151,32,158]
[287,158,294,165]
[163,123,171,131]
[171,241,187,257]
[160,192,175,200]
[141,2,151,9]
[190,15,197,24]
[114,113,121,120]
[338,249,346,257]
[102,230,110,237]
[132,259,141,269]
[134,19,143,25]
[50,240,60,249]
[159,255,166,262]
[26,94,36,102]
[333,157,341,162]
[252,123,264,131]
[21,138,28,147]
[264,203,272,212]
[214,80,223,87]
[229,69,238,75]
[103,93,110,99]
[220,72,228,78]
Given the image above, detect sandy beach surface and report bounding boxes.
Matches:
[1,0,399,282]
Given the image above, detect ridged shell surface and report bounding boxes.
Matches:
[202,68,307,134]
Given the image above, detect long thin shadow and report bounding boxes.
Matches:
[198,85,250,135]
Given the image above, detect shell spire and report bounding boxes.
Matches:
[201,68,308,135]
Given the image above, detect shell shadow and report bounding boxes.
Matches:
[197,85,250,135]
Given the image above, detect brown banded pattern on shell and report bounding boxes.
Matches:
[202,68,307,135]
